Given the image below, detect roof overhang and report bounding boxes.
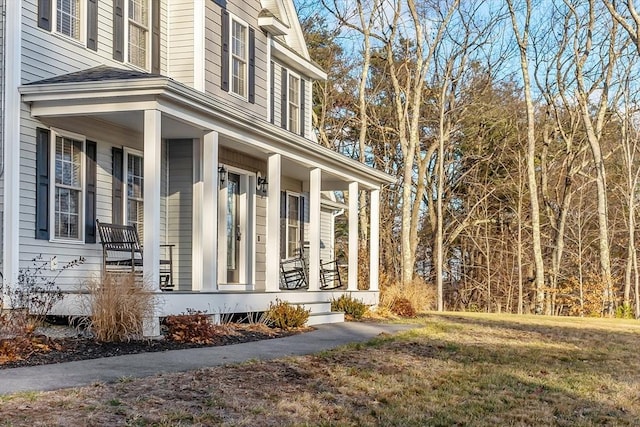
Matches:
[258,13,289,36]
[20,76,393,189]
[271,39,327,81]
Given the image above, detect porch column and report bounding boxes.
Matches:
[308,168,321,291]
[348,181,359,291]
[3,0,21,293]
[143,109,162,336]
[265,153,282,292]
[201,131,219,291]
[369,189,380,292]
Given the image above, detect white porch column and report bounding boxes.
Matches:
[202,131,219,291]
[369,189,380,291]
[265,153,282,292]
[192,139,203,291]
[142,109,161,337]
[348,181,359,291]
[3,0,22,291]
[308,168,321,291]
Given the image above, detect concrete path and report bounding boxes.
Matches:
[0,322,413,395]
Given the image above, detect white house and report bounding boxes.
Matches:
[1,0,393,334]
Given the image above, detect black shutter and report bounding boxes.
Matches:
[299,79,306,137]
[221,10,230,91]
[270,61,275,124]
[112,147,124,224]
[38,0,52,31]
[248,27,256,103]
[151,0,161,73]
[280,191,286,259]
[281,68,288,129]
[35,128,50,240]
[299,196,305,251]
[113,0,124,61]
[87,0,98,51]
[85,140,97,243]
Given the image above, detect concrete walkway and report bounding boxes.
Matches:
[0,322,413,395]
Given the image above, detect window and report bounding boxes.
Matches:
[288,74,300,134]
[128,0,149,69]
[231,18,248,97]
[286,193,301,258]
[125,151,144,234]
[56,0,81,40]
[53,133,85,240]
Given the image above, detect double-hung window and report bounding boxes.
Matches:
[125,151,144,235]
[56,0,82,40]
[128,0,149,69]
[288,74,300,134]
[53,132,85,241]
[286,193,301,258]
[231,18,248,98]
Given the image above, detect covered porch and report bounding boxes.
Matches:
[18,68,392,328]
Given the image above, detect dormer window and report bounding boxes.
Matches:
[231,18,248,98]
[56,0,82,40]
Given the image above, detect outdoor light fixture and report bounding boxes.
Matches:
[218,165,227,188]
[256,171,268,195]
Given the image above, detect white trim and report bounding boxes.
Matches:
[266,33,272,122]
[348,181,359,291]
[284,191,301,258]
[308,168,321,291]
[271,39,326,81]
[49,128,86,244]
[228,13,249,100]
[193,0,205,91]
[217,164,255,287]
[265,154,282,292]
[202,131,219,291]
[369,189,380,291]
[192,138,203,291]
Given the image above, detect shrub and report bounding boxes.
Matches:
[379,274,435,315]
[390,297,417,317]
[265,299,309,330]
[0,255,82,338]
[164,310,218,344]
[83,273,156,342]
[615,304,634,319]
[331,294,368,320]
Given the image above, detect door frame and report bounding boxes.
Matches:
[217,164,256,288]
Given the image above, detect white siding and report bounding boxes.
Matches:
[167,0,194,86]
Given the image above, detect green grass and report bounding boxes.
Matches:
[1,313,639,426]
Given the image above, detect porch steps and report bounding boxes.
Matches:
[296,301,345,326]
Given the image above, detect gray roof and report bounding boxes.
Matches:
[24,65,162,85]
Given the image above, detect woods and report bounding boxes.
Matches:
[297,0,640,317]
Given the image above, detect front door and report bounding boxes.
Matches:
[226,172,241,283]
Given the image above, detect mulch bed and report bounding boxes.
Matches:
[0,324,304,370]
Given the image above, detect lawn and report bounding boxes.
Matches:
[1,313,639,426]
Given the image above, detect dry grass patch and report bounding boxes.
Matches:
[2,313,640,425]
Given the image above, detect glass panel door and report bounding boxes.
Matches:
[226,172,241,283]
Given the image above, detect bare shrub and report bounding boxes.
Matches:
[164,310,217,344]
[390,297,417,317]
[379,272,435,315]
[83,274,156,342]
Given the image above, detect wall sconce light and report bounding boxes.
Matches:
[218,165,227,188]
[256,171,268,195]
